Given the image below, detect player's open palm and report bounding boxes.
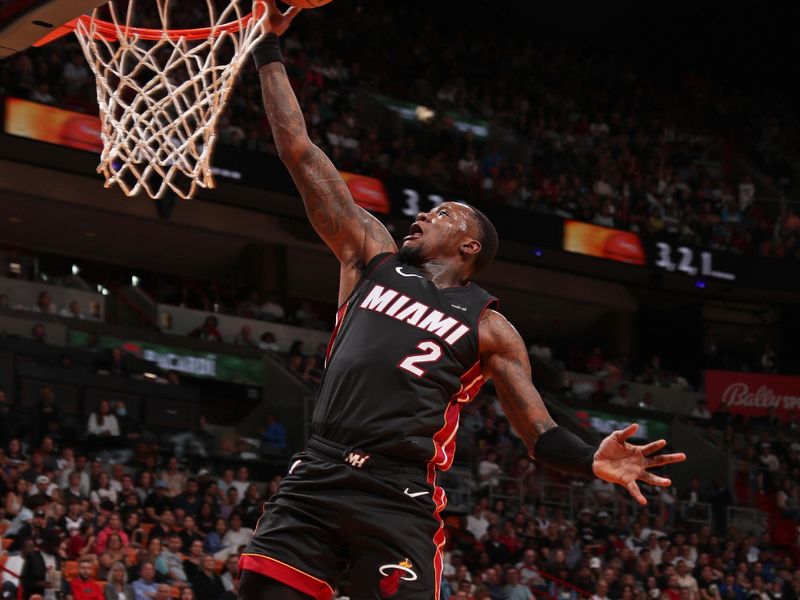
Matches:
[263,0,301,36]
[592,423,686,505]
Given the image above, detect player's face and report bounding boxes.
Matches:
[401,202,478,265]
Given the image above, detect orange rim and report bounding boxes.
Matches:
[34,2,266,46]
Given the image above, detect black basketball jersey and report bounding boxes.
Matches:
[312,253,498,470]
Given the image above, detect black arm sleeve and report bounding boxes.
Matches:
[532,426,597,477]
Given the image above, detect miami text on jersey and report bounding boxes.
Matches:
[359,284,470,346]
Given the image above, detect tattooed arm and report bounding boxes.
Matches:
[479,309,557,455]
[479,309,686,502]
[256,42,395,303]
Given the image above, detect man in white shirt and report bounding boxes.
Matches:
[478,450,502,488]
[216,513,254,560]
[759,443,780,471]
[231,466,251,498]
[465,504,489,541]
[517,549,545,587]
[675,560,698,594]
[691,399,711,420]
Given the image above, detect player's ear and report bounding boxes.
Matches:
[460,238,481,260]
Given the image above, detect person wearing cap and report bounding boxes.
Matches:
[595,510,613,539]
[8,504,51,552]
[143,481,173,522]
[28,475,53,501]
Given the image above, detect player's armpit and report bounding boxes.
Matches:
[256,62,396,281]
[479,310,557,455]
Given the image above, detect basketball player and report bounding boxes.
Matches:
[239,3,686,599]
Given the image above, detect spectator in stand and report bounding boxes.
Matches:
[609,383,635,408]
[204,518,228,555]
[478,450,502,489]
[258,294,285,322]
[97,348,130,377]
[301,356,323,386]
[96,513,129,553]
[19,537,47,600]
[257,332,280,351]
[591,578,611,600]
[230,467,250,499]
[30,322,46,343]
[217,513,252,560]
[143,481,172,522]
[691,399,712,420]
[189,555,225,600]
[69,558,104,600]
[174,479,203,519]
[188,317,223,343]
[87,400,121,439]
[590,379,612,404]
[219,555,239,592]
[760,344,777,373]
[33,291,55,315]
[232,326,258,348]
[159,457,186,498]
[132,566,159,600]
[61,299,85,320]
[156,533,189,587]
[527,339,552,364]
[104,562,134,600]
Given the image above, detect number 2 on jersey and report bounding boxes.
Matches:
[399,341,443,377]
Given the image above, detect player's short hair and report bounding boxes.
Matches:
[464,204,498,273]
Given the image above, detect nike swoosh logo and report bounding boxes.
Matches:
[395,266,423,278]
[288,460,302,475]
[404,488,429,498]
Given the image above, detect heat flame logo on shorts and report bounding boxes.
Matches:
[378,558,416,598]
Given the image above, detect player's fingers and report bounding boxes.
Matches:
[284,5,303,20]
[614,423,638,443]
[639,439,667,456]
[647,452,687,467]
[626,480,646,505]
[639,471,672,487]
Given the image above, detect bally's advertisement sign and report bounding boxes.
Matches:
[705,370,800,420]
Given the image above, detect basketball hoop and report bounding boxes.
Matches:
[36,1,269,199]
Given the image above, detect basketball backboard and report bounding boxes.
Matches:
[0,0,106,58]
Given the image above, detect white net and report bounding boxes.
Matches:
[73,1,268,199]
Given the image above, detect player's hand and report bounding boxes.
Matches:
[591,423,686,505]
[262,0,302,36]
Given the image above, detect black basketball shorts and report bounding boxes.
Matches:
[239,435,448,600]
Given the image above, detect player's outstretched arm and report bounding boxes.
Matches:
[256,1,395,301]
[479,309,686,505]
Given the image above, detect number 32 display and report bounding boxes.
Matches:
[653,242,736,281]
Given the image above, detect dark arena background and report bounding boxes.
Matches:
[1,1,799,599]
